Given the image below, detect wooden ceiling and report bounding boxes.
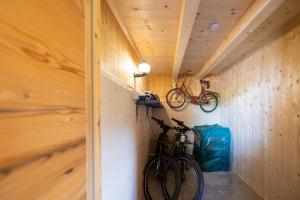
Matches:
[180,0,254,74]
[108,0,300,77]
[109,0,181,74]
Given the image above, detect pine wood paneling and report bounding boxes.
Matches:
[0,142,86,200]
[109,0,182,74]
[101,0,146,91]
[0,0,87,198]
[181,0,253,74]
[219,24,300,200]
[196,0,300,78]
[147,74,173,99]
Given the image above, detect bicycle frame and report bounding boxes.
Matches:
[154,128,169,156]
[177,79,202,104]
[171,132,187,157]
[177,76,218,105]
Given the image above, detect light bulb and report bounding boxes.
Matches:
[138,61,151,73]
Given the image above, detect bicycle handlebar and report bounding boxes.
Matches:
[151,117,173,130]
[151,117,163,124]
[171,118,193,132]
[152,117,194,133]
[171,118,187,128]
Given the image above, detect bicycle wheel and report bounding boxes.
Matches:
[176,155,204,200]
[199,93,218,113]
[144,154,181,200]
[166,88,186,108]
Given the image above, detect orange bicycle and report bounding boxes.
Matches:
[166,75,219,112]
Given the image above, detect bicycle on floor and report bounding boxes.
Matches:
[166,73,219,112]
[170,118,204,200]
[144,117,204,200]
[143,117,181,200]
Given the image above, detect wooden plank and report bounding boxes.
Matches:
[0,0,87,198]
[0,141,86,200]
[100,0,147,91]
[218,24,300,200]
[147,74,173,99]
[106,0,142,60]
[84,0,95,199]
[111,0,182,74]
[172,0,201,80]
[180,0,253,74]
[90,0,102,199]
[0,110,85,169]
[196,0,299,78]
[0,22,85,110]
[211,0,300,74]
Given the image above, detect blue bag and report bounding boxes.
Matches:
[193,124,231,172]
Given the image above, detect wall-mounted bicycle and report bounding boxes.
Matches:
[166,74,219,112]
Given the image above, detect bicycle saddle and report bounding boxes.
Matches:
[200,80,210,88]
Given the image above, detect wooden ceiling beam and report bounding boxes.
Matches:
[172,0,201,80]
[195,0,288,79]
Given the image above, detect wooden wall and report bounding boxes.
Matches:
[147,74,173,99]
[147,73,219,100]
[0,0,87,199]
[100,0,146,91]
[219,24,300,200]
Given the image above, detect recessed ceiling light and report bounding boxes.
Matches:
[210,23,220,32]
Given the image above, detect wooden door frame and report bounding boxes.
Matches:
[85,0,101,199]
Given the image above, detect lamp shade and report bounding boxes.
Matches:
[138,61,151,73]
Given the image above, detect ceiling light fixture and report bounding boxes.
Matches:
[210,23,220,32]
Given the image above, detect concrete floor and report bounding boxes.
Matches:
[146,171,263,200]
[202,172,263,200]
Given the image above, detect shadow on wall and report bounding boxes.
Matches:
[152,102,221,129]
[218,24,300,199]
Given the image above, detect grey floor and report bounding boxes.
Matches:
[147,172,263,200]
[202,172,262,200]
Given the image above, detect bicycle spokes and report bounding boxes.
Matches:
[166,89,186,108]
[146,159,179,200]
[171,92,184,102]
[200,93,218,112]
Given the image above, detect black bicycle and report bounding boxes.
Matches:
[143,117,181,200]
[170,118,204,200]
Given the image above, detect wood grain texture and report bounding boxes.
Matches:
[0,0,86,198]
[147,74,173,99]
[106,0,142,60]
[180,0,253,74]
[0,141,86,200]
[100,0,146,91]
[219,24,300,200]
[172,0,201,80]
[85,0,96,198]
[196,0,300,78]
[210,0,300,74]
[110,0,182,74]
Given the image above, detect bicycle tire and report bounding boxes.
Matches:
[144,154,181,200]
[166,88,186,109]
[199,93,218,113]
[176,155,204,200]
